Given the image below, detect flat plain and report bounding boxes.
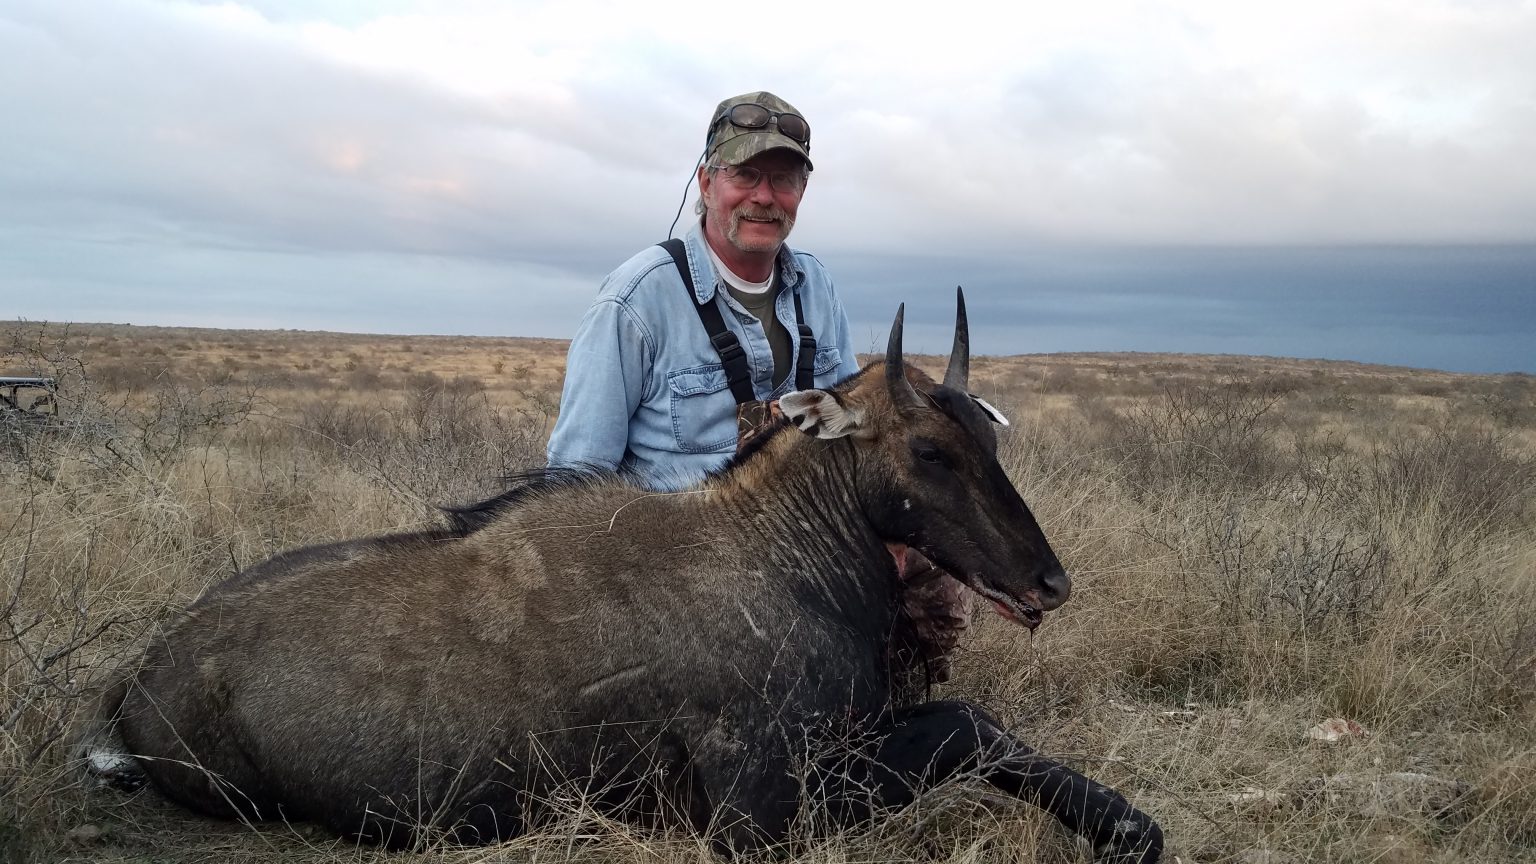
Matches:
[3,320,1533,863]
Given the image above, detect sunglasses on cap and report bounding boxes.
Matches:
[713,103,811,148]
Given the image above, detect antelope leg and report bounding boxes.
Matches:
[813,700,1163,864]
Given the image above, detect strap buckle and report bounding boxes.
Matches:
[795,323,816,390]
[711,332,746,363]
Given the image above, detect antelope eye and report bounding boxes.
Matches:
[914,444,944,464]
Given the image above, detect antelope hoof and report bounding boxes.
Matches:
[1092,811,1164,864]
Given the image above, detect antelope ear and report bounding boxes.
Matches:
[779,390,866,440]
[970,394,1010,426]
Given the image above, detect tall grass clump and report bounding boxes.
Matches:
[983,370,1536,862]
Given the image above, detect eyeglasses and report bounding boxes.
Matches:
[713,103,811,148]
[710,163,808,194]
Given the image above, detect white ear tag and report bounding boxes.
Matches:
[970,395,1010,426]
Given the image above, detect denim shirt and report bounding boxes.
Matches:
[547,223,862,489]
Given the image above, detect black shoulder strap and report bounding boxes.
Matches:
[659,239,818,400]
[792,291,816,392]
[660,238,755,404]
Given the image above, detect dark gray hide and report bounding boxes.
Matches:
[101,291,1162,861]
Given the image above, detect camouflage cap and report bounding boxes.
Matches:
[706,91,813,170]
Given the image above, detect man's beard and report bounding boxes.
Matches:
[725,204,796,252]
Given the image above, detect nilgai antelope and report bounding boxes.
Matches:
[87,291,1163,861]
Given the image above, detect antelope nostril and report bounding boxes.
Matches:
[1040,565,1071,609]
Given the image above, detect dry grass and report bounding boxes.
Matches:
[3,320,1534,863]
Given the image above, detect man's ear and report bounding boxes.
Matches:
[779,390,866,439]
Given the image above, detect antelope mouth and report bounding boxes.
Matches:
[968,580,1045,631]
[989,597,1044,631]
[886,543,1047,631]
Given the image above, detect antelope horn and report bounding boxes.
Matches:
[944,286,970,391]
[886,304,923,412]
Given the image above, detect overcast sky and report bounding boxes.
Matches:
[2,0,1532,372]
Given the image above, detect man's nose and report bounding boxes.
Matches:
[748,177,776,204]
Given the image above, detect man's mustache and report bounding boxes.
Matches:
[729,205,794,230]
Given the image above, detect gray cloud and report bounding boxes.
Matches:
[2,1,1533,374]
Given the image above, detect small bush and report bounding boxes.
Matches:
[1471,373,1535,427]
[1097,378,1291,494]
[345,365,384,390]
[1364,420,1534,543]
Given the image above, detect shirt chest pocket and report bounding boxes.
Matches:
[667,364,739,454]
[812,346,844,387]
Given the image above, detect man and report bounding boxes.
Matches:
[547,91,857,484]
[547,91,971,683]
